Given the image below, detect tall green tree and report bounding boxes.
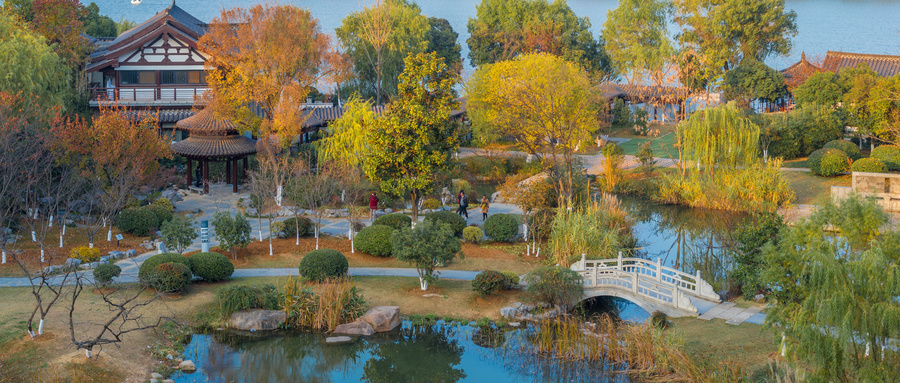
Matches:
[336,0,429,105]
[391,219,461,290]
[762,195,900,382]
[677,102,759,172]
[672,0,797,88]
[840,64,883,143]
[466,53,598,203]
[364,52,460,222]
[466,0,610,76]
[722,59,788,108]
[0,10,68,109]
[793,71,844,108]
[82,2,116,37]
[426,17,462,74]
[602,0,674,85]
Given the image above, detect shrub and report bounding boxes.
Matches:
[483,214,519,242]
[147,204,173,224]
[152,197,174,212]
[501,271,520,288]
[353,225,394,257]
[211,211,251,258]
[871,145,900,171]
[189,252,234,282]
[823,140,862,161]
[524,266,583,308]
[151,262,192,293]
[70,246,100,263]
[851,157,888,173]
[421,198,441,210]
[160,215,197,253]
[373,213,411,230]
[115,207,160,237]
[138,252,191,286]
[650,311,669,329]
[462,226,484,243]
[392,220,461,290]
[472,270,506,296]
[808,148,851,177]
[216,284,281,316]
[93,263,121,285]
[526,209,556,241]
[281,216,313,239]
[298,249,348,282]
[424,211,467,237]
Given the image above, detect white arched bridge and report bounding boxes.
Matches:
[571,254,721,317]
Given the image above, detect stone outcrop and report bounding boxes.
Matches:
[178,360,196,372]
[499,302,562,321]
[333,320,375,336]
[358,306,401,332]
[230,310,286,331]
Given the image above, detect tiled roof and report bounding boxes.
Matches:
[112,3,205,48]
[822,51,900,78]
[300,105,387,128]
[123,109,194,123]
[780,52,822,88]
[171,135,257,158]
[174,108,238,135]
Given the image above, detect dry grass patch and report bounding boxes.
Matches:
[670,317,778,375]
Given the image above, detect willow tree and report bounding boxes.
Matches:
[762,195,900,382]
[317,97,379,168]
[466,52,598,203]
[677,102,759,173]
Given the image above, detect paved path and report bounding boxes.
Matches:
[697,301,766,325]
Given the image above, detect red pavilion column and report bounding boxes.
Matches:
[203,159,209,194]
[226,160,232,184]
[232,158,239,193]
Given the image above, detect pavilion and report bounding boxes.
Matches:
[170,108,256,194]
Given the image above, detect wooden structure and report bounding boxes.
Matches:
[781,50,900,87]
[170,109,256,194]
[781,52,822,89]
[598,83,695,122]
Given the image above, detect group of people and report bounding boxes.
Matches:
[367,190,490,221]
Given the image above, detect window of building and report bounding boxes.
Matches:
[120,71,156,85]
[161,70,206,85]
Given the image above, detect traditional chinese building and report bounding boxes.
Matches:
[781,51,900,88]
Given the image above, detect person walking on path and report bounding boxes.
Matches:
[369,192,379,219]
[456,190,469,219]
[480,195,489,221]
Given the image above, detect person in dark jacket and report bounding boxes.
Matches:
[456,190,469,219]
[369,192,378,219]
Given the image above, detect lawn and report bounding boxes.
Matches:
[671,317,778,378]
[617,132,679,159]
[782,170,851,205]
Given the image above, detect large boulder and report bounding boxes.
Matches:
[178,360,196,372]
[333,320,375,336]
[160,190,183,203]
[230,310,286,331]
[358,306,400,332]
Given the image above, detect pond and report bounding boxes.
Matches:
[170,322,631,383]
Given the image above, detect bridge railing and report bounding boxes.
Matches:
[571,253,719,302]
[577,267,695,311]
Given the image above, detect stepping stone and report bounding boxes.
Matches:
[326,336,353,344]
[726,306,763,325]
[698,302,735,320]
[716,306,746,321]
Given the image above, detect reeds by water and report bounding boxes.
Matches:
[548,194,634,266]
[282,277,366,332]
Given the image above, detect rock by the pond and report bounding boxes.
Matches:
[245,208,258,216]
[149,379,159,383]
[500,306,518,319]
[509,322,521,327]
[334,320,375,336]
[151,373,163,379]
[178,360,196,372]
[230,310,286,331]
[64,258,81,268]
[326,336,353,344]
[359,306,401,332]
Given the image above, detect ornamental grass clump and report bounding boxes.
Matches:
[282,276,366,332]
[548,195,633,266]
[216,284,281,317]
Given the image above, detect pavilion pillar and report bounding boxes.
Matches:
[203,159,209,194]
[186,158,192,186]
[232,158,239,193]
[243,157,248,182]
[226,160,232,184]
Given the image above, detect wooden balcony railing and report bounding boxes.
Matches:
[90,86,210,103]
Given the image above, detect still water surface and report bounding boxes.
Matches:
[92,0,900,73]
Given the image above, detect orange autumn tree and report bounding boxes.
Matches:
[199,4,342,146]
[53,105,171,247]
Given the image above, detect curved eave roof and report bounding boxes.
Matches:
[171,135,257,158]
[175,108,238,134]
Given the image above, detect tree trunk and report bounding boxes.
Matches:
[38,318,44,335]
[410,189,420,223]
[295,216,300,246]
[315,226,319,250]
[258,216,263,242]
[268,220,273,256]
[85,348,92,358]
[2,250,5,264]
[418,276,428,291]
[107,228,112,242]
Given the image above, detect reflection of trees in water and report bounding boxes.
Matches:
[363,324,466,383]
[471,325,506,349]
[200,331,366,382]
[620,197,745,288]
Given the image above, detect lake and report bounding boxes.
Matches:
[91,0,900,73]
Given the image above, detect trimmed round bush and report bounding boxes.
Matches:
[373,213,412,230]
[501,271,520,288]
[298,249,348,282]
[483,214,519,242]
[462,226,484,243]
[282,217,313,238]
[147,204,173,224]
[138,252,191,286]
[93,263,122,285]
[823,140,862,161]
[421,198,441,210]
[152,197,174,212]
[808,148,851,177]
[115,207,160,236]
[424,211,466,237]
[70,246,101,263]
[472,270,506,296]
[851,157,888,173]
[152,262,192,293]
[354,224,394,257]
[188,252,234,282]
[871,145,900,171]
